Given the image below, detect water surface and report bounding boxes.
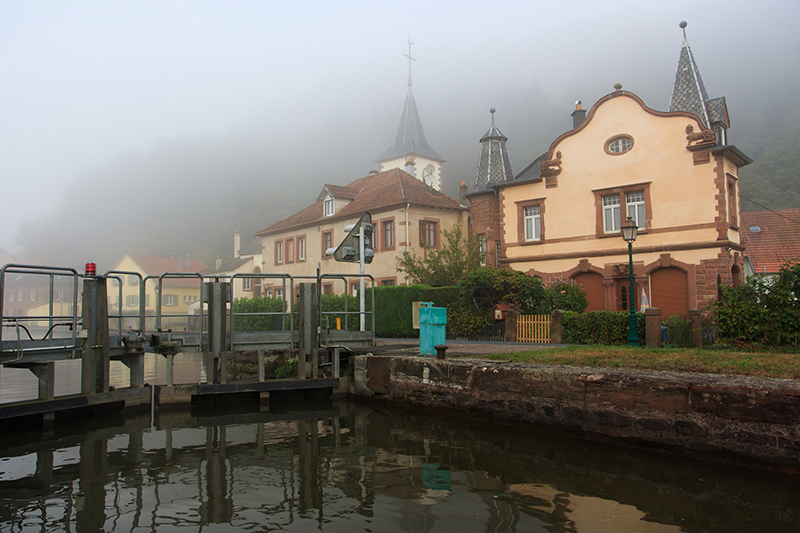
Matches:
[0,400,797,532]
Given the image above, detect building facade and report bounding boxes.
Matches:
[202,232,264,300]
[254,65,465,297]
[467,25,751,317]
[256,168,467,296]
[109,254,207,330]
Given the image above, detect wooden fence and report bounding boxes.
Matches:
[517,314,551,343]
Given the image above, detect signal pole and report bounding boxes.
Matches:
[359,224,366,331]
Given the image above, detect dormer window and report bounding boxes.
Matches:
[324,197,334,217]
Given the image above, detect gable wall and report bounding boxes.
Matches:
[497,93,743,314]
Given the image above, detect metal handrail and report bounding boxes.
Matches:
[318,273,375,340]
[228,273,295,350]
[147,273,205,339]
[104,270,146,335]
[1,264,80,353]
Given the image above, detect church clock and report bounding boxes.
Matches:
[422,164,436,187]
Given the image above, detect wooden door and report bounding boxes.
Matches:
[650,267,689,318]
[572,272,604,312]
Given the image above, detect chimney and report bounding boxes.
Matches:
[459,181,468,204]
[571,100,586,129]
[186,254,192,267]
[177,255,183,270]
[405,157,415,176]
[234,231,241,259]
[216,255,222,270]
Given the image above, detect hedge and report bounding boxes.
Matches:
[714,262,800,346]
[231,296,286,331]
[371,285,459,338]
[562,310,646,345]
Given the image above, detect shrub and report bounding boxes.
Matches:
[319,293,362,332]
[662,314,692,347]
[232,296,286,331]
[714,261,800,346]
[562,310,646,345]
[539,279,588,314]
[458,266,547,314]
[445,305,493,338]
[371,285,459,338]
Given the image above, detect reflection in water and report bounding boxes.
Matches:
[0,400,797,532]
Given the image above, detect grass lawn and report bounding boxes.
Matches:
[481,345,800,380]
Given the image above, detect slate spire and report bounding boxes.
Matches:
[669,21,729,143]
[472,108,514,192]
[378,39,444,163]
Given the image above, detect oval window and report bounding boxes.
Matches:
[606,135,633,155]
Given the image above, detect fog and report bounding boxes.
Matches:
[2,0,799,268]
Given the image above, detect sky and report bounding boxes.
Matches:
[2,0,799,257]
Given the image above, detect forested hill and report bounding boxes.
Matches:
[737,106,800,212]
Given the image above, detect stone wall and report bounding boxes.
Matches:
[696,252,743,310]
[351,355,800,472]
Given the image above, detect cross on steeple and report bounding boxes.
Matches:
[404,35,415,87]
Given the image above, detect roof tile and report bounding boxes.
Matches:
[741,209,800,274]
[256,168,463,236]
[127,255,208,288]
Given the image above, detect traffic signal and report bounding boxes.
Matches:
[326,212,374,264]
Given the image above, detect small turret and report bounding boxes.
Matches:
[472,108,514,192]
[669,21,729,145]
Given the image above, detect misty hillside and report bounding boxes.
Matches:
[14,83,799,269]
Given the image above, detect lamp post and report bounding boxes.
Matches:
[621,217,640,346]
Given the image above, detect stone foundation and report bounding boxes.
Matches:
[350,355,800,471]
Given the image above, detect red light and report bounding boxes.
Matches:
[85,260,96,277]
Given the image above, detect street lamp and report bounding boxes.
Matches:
[621,216,640,346]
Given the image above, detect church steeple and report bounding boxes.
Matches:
[472,108,514,192]
[669,21,730,145]
[377,38,444,189]
[378,87,444,163]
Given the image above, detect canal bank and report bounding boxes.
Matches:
[350,354,800,472]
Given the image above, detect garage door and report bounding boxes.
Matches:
[572,272,605,312]
[650,267,689,318]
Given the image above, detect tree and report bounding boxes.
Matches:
[458,266,547,314]
[542,279,589,313]
[396,224,483,286]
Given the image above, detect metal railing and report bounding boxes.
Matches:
[228,273,295,350]
[105,270,145,336]
[318,273,375,346]
[1,263,374,398]
[1,264,82,361]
